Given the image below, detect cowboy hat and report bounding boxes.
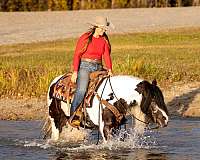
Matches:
[89,16,115,30]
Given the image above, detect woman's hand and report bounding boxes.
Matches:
[71,71,78,83]
[108,69,113,77]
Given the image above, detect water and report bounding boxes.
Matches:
[1,118,200,160]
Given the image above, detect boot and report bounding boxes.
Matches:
[68,109,80,128]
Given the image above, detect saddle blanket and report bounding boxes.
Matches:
[53,71,108,110]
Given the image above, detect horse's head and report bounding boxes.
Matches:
[135,80,169,128]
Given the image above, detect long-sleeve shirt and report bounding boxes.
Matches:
[73,33,112,72]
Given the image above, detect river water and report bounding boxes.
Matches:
[0,117,200,160]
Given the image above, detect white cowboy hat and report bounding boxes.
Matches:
[89,16,115,30]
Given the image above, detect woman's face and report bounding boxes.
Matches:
[95,27,106,36]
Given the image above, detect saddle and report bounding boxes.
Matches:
[52,70,108,128]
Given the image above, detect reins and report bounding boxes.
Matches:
[96,76,109,145]
[108,77,160,130]
[95,75,158,144]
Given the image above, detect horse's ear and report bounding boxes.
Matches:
[152,79,157,86]
[135,81,144,94]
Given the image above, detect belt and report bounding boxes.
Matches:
[81,58,102,64]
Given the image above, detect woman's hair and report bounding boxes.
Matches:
[80,26,111,54]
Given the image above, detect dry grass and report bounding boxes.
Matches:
[0,28,200,98]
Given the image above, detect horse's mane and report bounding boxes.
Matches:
[152,85,169,115]
[137,80,168,115]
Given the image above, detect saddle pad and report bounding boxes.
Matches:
[53,71,108,108]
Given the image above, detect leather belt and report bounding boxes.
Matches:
[81,58,102,64]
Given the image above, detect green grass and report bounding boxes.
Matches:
[0,28,200,98]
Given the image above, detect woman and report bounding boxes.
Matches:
[70,16,113,119]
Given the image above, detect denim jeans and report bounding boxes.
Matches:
[70,61,103,115]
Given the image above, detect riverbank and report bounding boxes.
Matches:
[0,97,47,120]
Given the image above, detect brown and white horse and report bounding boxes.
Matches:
[46,75,169,143]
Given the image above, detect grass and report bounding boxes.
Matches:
[0,28,200,98]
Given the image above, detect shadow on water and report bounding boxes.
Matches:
[167,87,200,117]
[53,148,169,160]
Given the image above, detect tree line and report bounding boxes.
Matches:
[0,0,199,11]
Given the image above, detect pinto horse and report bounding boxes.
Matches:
[46,75,169,142]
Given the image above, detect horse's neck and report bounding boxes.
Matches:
[105,75,143,103]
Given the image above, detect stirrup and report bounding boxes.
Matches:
[68,114,80,129]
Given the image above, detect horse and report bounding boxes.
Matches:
[45,75,169,143]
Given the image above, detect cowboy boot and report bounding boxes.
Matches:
[68,109,81,128]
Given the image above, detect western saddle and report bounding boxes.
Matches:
[52,71,124,128]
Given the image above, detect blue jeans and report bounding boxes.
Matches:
[70,61,103,115]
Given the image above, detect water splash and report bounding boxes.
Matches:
[14,139,51,149]
[99,128,158,150]
[53,128,158,152]
[24,140,51,149]
[14,126,158,153]
[58,125,89,142]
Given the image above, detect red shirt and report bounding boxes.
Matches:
[73,33,112,71]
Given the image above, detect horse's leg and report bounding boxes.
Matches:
[101,109,115,142]
[103,125,113,141]
[103,125,109,141]
[49,116,59,141]
[99,119,107,143]
[103,118,114,141]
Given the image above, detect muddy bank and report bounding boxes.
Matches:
[1,81,200,120]
[0,97,48,120]
[165,82,200,117]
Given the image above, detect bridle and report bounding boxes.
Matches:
[108,77,148,124]
[107,76,160,130]
[95,76,160,144]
